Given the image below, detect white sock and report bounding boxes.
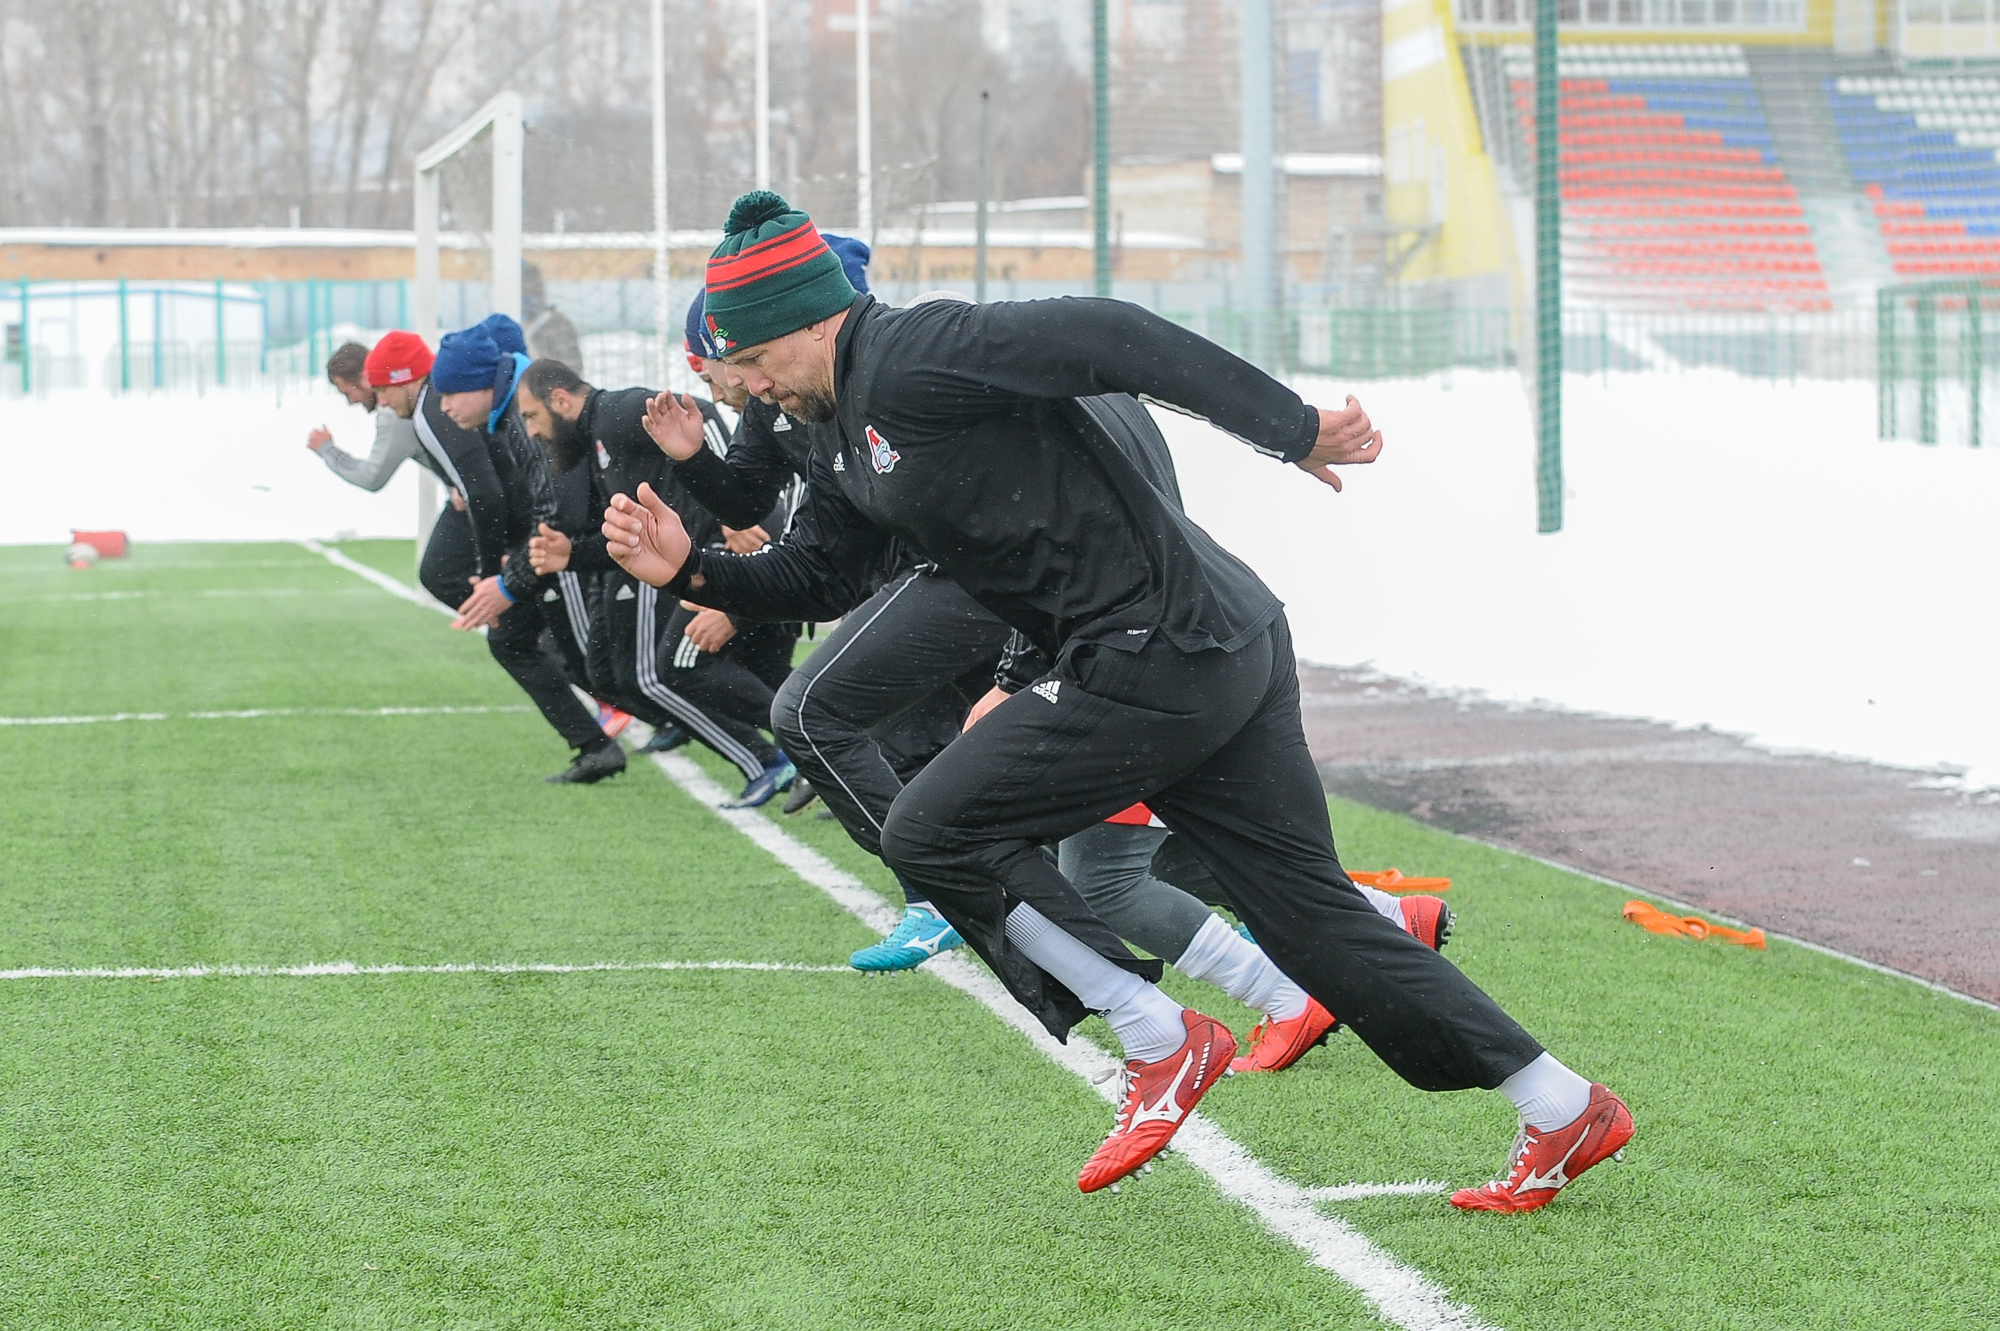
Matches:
[1175,914,1310,1020]
[1357,883,1406,926]
[1005,903,1187,1064]
[1498,1051,1593,1130]
[906,900,936,916]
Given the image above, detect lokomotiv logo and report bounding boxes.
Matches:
[865,425,900,474]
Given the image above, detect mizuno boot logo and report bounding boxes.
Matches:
[1127,1054,1195,1131]
[1517,1131,1592,1193]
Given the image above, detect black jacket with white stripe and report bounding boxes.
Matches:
[565,386,726,576]
[670,295,1311,659]
[408,380,558,604]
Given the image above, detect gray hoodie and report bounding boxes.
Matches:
[315,408,422,492]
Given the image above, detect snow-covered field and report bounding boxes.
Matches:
[0,386,423,546]
[1164,370,2000,790]
[4,370,1995,787]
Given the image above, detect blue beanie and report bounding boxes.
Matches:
[823,235,871,294]
[433,325,503,394]
[685,291,722,360]
[480,313,528,357]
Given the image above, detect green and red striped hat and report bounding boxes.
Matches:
[703,191,859,355]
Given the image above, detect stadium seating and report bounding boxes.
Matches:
[1502,44,1830,310]
[1830,75,2000,279]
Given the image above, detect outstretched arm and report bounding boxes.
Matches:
[890,297,1381,489]
[604,452,889,625]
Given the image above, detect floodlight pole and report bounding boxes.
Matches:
[1240,0,1278,369]
[1534,0,1563,533]
[976,90,991,303]
[1092,0,1110,297]
[652,0,671,386]
[755,0,772,189]
[856,0,873,235]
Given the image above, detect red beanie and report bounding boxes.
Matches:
[364,331,434,387]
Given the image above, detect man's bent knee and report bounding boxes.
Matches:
[770,670,810,752]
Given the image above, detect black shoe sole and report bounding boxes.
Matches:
[545,750,627,784]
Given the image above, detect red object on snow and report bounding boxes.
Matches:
[71,530,128,558]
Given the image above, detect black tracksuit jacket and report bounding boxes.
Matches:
[671,394,911,606]
[563,386,728,574]
[668,396,811,530]
[409,380,557,604]
[670,294,1318,659]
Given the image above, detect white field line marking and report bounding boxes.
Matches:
[0,705,531,727]
[1459,835,2000,1016]
[10,588,377,603]
[299,538,454,615]
[326,554,1489,1327]
[650,750,1497,1331]
[0,959,851,982]
[22,559,328,573]
[1309,1182,1452,1201]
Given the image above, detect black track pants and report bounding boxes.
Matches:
[770,570,1012,863]
[595,572,775,781]
[657,602,781,780]
[731,620,802,693]
[419,503,600,752]
[485,597,605,751]
[879,613,1545,1091]
[536,570,595,692]
[417,502,477,608]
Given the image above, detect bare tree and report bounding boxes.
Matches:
[0,0,1101,231]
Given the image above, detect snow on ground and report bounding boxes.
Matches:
[0,385,421,546]
[3,370,1994,788]
[1162,369,2000,789]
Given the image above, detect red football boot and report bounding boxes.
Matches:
[1229,997,1338,1074]
[1078,1010,1235,1193]
[1450,1084,1634,1213]
[1397,894,1453,952]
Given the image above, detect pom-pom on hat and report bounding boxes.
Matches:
[703,191,858,355]
[364,330,434,388]
[432,324,504,395]
[823,234,872,295]
[479,313,528,357]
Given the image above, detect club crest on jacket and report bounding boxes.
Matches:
[865,425,901,474]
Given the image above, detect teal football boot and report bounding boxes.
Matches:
[850,906,964,972]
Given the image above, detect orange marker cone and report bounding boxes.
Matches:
[1349,868,1452,893]
[1622,900,1765,949]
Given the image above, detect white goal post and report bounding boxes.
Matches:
[409,91,524,563]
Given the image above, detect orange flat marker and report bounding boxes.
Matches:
[1349,869,1452,892]
[1622,900,1765,949]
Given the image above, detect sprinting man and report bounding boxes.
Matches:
[517,358,796,807]
[366,325,623,785]
[305,342,423,492]
[666,287,999,962]
[605,191,1632,1208]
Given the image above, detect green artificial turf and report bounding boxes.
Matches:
[2,539,1995,1330]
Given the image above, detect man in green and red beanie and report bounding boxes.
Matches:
[697,195,858,368]
[606,190,1631,1208]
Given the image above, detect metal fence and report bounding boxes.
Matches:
[1,275,1892,399]
[1878,279,1999,448]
